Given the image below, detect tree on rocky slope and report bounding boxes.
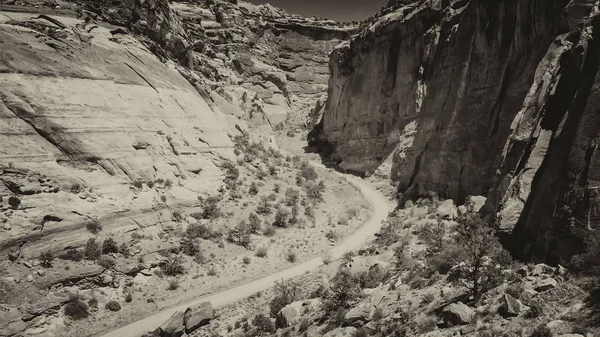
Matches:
[447,214,509,300]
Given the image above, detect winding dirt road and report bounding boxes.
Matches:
[99,169,392,337]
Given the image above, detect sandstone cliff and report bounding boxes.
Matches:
[316,0,600,263]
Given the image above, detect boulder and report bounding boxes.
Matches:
[323,327,357,337]
[500,294,528,317]
[534,278,558,292]
[546,320,570,335]
[531,263,555,276]
[466,196,486,212]
[436,200,457,220]
[184,302,213,333]
[155,310,185,337]
[442,302,475,326]
[276,299,320,328]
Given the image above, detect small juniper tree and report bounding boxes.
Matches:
[447,214,508,300]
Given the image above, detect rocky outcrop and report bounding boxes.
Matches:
[316,0,600,263]
[0,11,235,258]
[144,302,213,337]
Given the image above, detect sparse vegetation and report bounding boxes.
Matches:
[98,256,116,269]
[269,279,300,317]
[85,220,102,234]
[255,246,268,258]
[102,238,119,254]
[160,254,185,276]
[84,238,102,260]
[64,294,89,320]
[8,196,20,209]
[252,313,275,334]
[167,278,179,290]
[40,250,54,268]
[105,300,121,311]
[286,250,297,263]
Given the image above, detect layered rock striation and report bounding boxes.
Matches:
[316,0,600,263]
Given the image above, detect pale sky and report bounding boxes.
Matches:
[246,0,387,22]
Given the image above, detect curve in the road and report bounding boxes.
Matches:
[99,171,392,337]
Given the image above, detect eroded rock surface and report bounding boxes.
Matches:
[315,0,600,263]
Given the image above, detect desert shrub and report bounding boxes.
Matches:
[200,196,221,220]
[119,243,130,257]
[98,256,116,269]
[299,162,318,181]
[85,220,102,234]
[194,251,206,264]
[252,314,275,334]
[160,255,185,276]
[418,222,446,252]
[529,324,551,337]
[164,179,173,188]
[146,180,154,188]
[355,264,389,289]
[124,292,133,303]
[305,181,325,202]
[64,294,89,320]
[286,250,297,263]
[160,195,167,202]
[60,249,84,261]
[255,246,268,258]
[263,225,276,237]
[70,183,84,194]
[256,196,273,215]
[133,180,143,189]
[447,214,509,300]
[227,221,252,248]
[40,251,54,268]
[172,209,183,223]
[207,267,217,276]
[284,188,300,207]
[273,206,292,228]
[167,279,179,290]
[85,238,102,260]
[505,283,525,300]
[105,300,121,311]
[102,238,119,254]
[181,237,201,256]
[8,196,20,209]
[249,182,259,195]
[322,268,360,314]
[426,244,468,275]
[248,213,261,234]
[270,280,300,317]
[88,297,98,309]
[243,256,251,265]
[186,223,216,240]
[325,230,338,241]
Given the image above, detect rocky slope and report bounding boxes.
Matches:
[0,0,353,259]
[315,0,600,264]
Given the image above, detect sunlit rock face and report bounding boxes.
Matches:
[318,0,600,263]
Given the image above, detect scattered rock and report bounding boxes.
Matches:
[23,261,33,268]
[546,320,570,335]
[153,310,185,337]
[534,278,558,292]
[466,196,486,212]
[276,299,320,328]
[323,327,357,337]
[184,302,213,333]
[26,275,33,282]
[36,269,45,276]
[555,265,568,277]
[3,223,11,231]
[457,205,468,215]
[500,294,528,317]
[436,199,457,220]
[442,302,475,326]
[531,263,554,276]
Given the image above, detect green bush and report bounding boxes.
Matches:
[102,238,119,254]
[105,300,121,311]
[64,294,89,320]
[85,238,102,260]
